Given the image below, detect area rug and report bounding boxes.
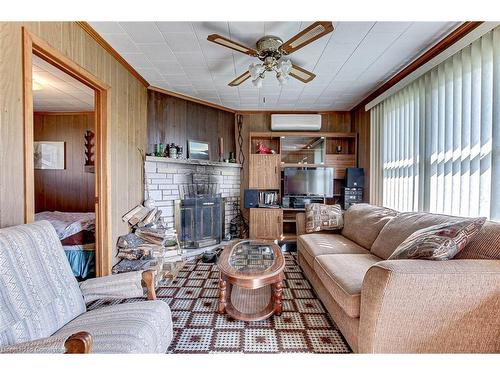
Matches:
[87,253,351,353]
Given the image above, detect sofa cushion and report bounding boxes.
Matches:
[298,233,369,268]
[314,254,382,318]
[54,300,173,353]
[341,204,397,250]
[388,217,486,260]
[371,212,465,259]
[456,220,500,260]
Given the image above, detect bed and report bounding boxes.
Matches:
[35,211,96,279]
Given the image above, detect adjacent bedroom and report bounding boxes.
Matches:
[31,55,97,280]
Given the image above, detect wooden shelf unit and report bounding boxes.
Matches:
[248,131,357,241]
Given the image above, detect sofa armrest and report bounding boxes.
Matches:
[0,332,92,354]
[359,259,500,353]
[79,270,156,304]
[296,213,306,236]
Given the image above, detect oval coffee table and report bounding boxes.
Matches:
[217,239,285,321]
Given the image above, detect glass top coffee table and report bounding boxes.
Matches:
[217,240,285,321]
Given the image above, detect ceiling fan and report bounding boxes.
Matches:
[207,21,334,88]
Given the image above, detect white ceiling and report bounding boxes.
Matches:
[89,21,460,111]
[32,55,94,112]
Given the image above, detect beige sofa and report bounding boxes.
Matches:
[296,204,500,353]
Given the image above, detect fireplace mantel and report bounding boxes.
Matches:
[146,156,241,169]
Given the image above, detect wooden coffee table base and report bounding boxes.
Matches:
[218,275,283,321]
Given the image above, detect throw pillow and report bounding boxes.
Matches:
[388,217,486,260]
[305,203,343,233]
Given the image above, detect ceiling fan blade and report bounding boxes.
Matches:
[281,22,334,54]
[229,71,251,86]
[289,64,316,83]
[207,34,258,57]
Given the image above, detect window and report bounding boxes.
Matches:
[370,26,500,220]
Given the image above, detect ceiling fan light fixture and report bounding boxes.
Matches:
[252,75,264,88]
[249,63,264,80]
[278,59,292,76]
[277,72,288,86]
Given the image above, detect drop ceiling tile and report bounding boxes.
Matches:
[162,32,200,52]
[156,22,194,33]
[137,43,176,61]
[190,80,215,89]
[136,68,163,82]
[121,53,152,68]
[91,21,460,111]
[89,22,125,34]
[174,52,207,67]
[228,22,265,46]
[371,22,412,33]
[264,22,302,42]
[192,22,230,39]
[101,33,140,53]
[153,60,185,74]
[162,74,190,85]
[119,22,164,44]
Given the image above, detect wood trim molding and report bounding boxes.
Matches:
[75,21,149,88]
[33,111,94,116]
[22,27,112,276]
[354,21,483,111]
[148,85,236,113]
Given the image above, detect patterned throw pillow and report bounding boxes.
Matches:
[305,204,343,233]
[388,217,486,260]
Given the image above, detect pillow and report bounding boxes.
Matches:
[305,203,343,233]
[388,217,486,260]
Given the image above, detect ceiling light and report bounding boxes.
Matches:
[252,76,263,88]
[32,80,43,91]
[248,58,293,87]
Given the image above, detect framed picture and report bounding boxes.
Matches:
[187,139,210,160]
[34,141,65,170]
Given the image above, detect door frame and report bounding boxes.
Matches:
[22,28,112,276]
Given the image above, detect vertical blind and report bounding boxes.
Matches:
[370,26,500,220]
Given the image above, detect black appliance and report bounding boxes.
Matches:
[244,189,259,208]
[342,187,363,209]
[346,168,364,188]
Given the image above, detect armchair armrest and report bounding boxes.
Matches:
[0,332,92,354]
[359,259,500,353]
[79,270,156,304]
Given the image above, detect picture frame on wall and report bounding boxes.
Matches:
[34,141,66,170]
[187,139,210,160]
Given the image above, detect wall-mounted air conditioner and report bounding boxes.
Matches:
[270,114,321,131]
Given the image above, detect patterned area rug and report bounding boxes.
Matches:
[87,253,351,354]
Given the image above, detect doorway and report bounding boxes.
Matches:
[22,28,112,276]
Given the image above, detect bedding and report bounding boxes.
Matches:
[34,211,95,241]
[35,211,96,279]
[63,244,95,279]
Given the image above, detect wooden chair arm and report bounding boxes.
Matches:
[142,270,157,300]
[64,332,93,354]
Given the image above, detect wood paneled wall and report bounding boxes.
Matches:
[350,105,371,202]
[34,113,95,213]
[0,22,147,266]
[235,111,352,217]
[147,90,236,160]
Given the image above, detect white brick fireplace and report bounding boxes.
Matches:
[144,156,241,236]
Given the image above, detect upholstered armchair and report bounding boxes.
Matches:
[0,221,173,354]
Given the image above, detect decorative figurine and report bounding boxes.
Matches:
[256,142,276,154]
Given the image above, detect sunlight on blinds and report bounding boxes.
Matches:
[370,26,500,220]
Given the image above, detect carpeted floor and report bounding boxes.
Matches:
[87,252,351,353]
